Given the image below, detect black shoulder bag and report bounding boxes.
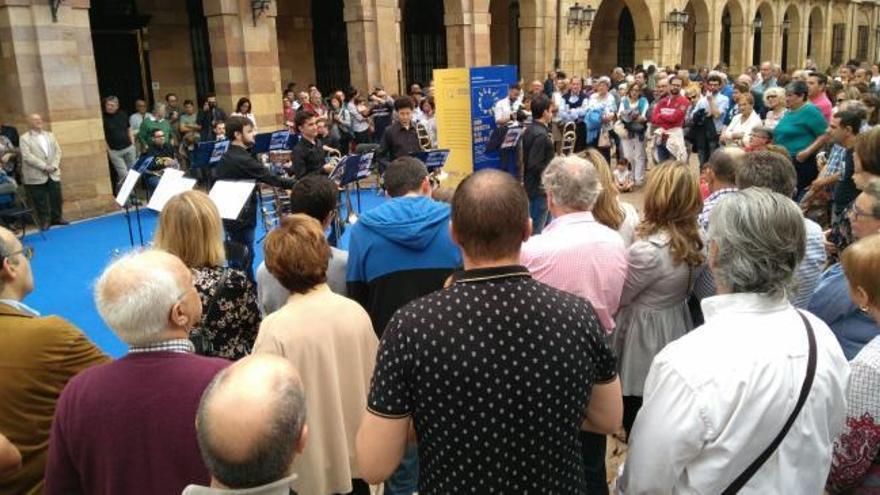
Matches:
[721,310,817,494]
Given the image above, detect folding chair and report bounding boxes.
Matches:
[0,183,45,240]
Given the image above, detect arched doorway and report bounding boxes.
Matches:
[718,0,745,72]
[312,0,350,93]
[781,11,790,70]
[782,4,801,71]
[681,0,710,68]
[617,7,635,69]
[490,0,521,71]
[752,11,762,66]
[721,6,732,66]
[755,2,774,65]
[808,6,824,65]
[587,0,656,75]
[402,0,447,88]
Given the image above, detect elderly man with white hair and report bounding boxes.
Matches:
[521,154,627,494]
[619,188,849,494]
[44,250,229,495]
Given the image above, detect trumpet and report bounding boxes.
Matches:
[416,121,433,151]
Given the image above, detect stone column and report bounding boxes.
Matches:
[445,7,491,68]
[729,23,749,75]
[761,23,780,64]
[0,0,113,219]
[344,0,401,94]
[277,0,316,89]
[203,0,283,129]
[518,1,548,82]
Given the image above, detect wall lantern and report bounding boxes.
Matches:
[251,0,272,26]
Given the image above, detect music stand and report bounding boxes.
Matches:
[254,130,291,154]
[330,151,374,222]
[409,149,451,172]
[190,140,229,189]
[114,169,145,247]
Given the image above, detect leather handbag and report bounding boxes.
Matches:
[721,310,817,494]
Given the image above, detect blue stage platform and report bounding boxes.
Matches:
[22,187,384,358]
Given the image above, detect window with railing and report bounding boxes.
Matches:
[832,23,846,65]
[857,25,870,61]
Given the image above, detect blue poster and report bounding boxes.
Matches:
[469,66,518,171]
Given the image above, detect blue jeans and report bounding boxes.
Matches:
[655,142,672,162]
[529,195,549,235]
[384,445,418,495]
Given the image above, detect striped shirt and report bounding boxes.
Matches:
[128,338,195,354]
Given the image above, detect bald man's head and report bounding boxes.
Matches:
[196,355,307,489]
[95,249,200,345]
[27,114,43,131]
[451,169,530,262]
[0,226,34,298]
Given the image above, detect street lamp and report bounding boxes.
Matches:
[567,3,584,32]
[665,8,689,30]
[251,0,272,26]
[782,18,791,33]
[752,15,763,32]
[567,2,596,32]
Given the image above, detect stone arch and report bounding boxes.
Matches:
[754,1,776,65]
[719,0,746,73]
[682,0,711,67]
[781,3,802,71]
[587,0,659,75]
[807,4,825,67]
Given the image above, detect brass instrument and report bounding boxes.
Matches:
[561,121,577,156]
[416,121,433,151]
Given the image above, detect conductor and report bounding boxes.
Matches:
[215,116,295,278]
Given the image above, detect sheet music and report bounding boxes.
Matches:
[146,170,196,212]
[114,170,142,207]
[208,180,256,220]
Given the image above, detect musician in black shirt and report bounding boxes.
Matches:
[291,110,334,180]
[215,116,295,279]
[376,96,421,173]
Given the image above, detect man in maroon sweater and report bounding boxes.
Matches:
[44,250,230,495]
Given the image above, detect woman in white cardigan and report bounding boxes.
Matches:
[720,93,762,149]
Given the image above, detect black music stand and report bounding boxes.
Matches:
[114,168,147,247]
[330,151,375,220]
[254,129,291,154]
[190,140,229,189]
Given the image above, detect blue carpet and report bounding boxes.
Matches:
[23,187,386,358]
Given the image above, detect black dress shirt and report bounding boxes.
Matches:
[521,121,555,198]
[215,144,295,227]
[291,137,327,180]
[377,121,421,170]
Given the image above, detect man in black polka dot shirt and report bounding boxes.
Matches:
[357,169,623,494]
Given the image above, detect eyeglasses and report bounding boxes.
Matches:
[836,99,846,104]
[2,245,34,262]
[766,95,778,99]
[154,134,165,138]
[850,204,877,220]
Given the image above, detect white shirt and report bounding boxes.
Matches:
[722,110,762,146]
[493,97,522,124]
[617,201,640,247]
[619,293,849,494]
[30,130,49,157]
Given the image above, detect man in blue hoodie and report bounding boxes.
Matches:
[347,156,461,338]
[347,155,461,495]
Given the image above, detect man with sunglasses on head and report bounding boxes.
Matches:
[0,226,109,495]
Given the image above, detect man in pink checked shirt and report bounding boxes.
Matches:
[520,153,627,495]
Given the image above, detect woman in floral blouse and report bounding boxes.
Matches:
[828,233,880,493]
[154,190,260,359]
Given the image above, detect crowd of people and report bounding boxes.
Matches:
[1,56,880,495]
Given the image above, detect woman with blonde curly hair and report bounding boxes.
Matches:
[612,161,705,437]
[584,148,640,246]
